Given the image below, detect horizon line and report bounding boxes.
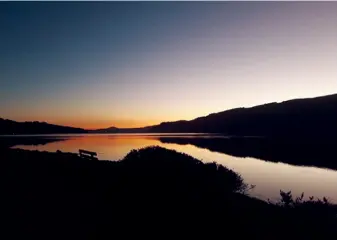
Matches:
[2,92,336,130]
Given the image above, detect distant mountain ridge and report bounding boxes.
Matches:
[90,126,119,133]
[89,126,150,134]
[2,93,337,137]
[0,118,86,135]
[145,93,337,138]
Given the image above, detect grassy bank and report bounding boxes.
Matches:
[2,146,336,239]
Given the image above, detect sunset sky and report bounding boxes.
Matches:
[1,2,337,129]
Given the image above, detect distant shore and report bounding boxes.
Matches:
[3,133,337,171]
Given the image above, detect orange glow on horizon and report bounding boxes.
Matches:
[53,119,162,130]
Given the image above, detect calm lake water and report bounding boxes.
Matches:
[10,133,337,203]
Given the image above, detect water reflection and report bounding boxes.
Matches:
[159,137,337,170]
[8,134,337,203]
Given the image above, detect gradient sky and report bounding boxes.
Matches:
[1,2,337,129]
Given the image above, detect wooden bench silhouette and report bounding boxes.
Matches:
[79,149,98,160]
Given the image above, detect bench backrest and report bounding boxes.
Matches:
[79,149,98,160]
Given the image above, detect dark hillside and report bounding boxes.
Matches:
[148,94,337,138]
[0,118,87,135]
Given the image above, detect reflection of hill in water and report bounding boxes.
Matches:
[159,137,337,170]
[0,137,66,148]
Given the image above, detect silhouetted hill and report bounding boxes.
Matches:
[4,93,337,136]
[89,126,119,133]
[147,93,337,138]
[89,126,150,133]
[0,118,87,135]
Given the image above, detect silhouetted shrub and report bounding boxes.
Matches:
[121,146,248,194]
[270,190,337,219]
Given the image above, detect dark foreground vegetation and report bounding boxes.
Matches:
[2,147,336,239]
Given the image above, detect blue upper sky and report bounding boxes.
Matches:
[1,2,337,128]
